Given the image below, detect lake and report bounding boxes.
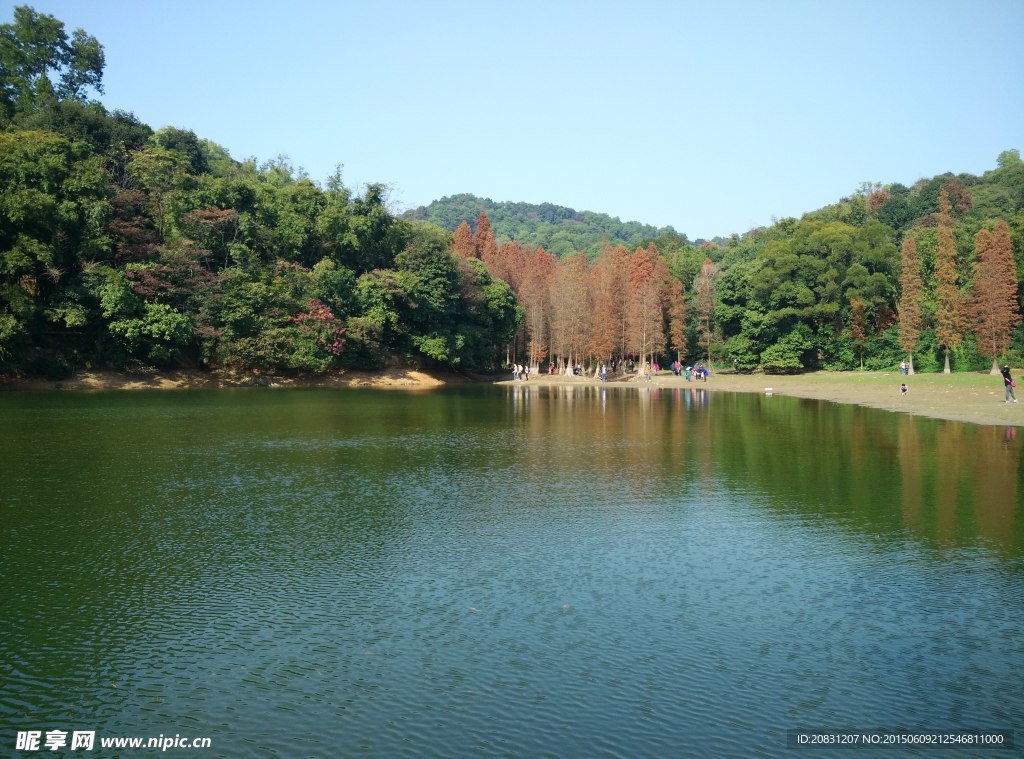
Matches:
[1,385,1021,757]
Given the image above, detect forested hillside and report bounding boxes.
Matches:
[402,194,687,257]
[2,5,1022,380]
[0,7,520,378]
[430,160,1024,375]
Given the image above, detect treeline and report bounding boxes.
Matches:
[704,167,1024,373]
[2,6,1023,380]
[403,193,686,258]
[447,157,1024,376]
[0,7,519,378]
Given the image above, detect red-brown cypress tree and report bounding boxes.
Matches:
[549,253,590,371]
[934,188,964,373]
[625,245,666,372]
[587,243,626,367]
[451,221,476,258]
[898,236,923,374]
[518,246,556,370]
[474,212,498,262]
[972,220,1021,373]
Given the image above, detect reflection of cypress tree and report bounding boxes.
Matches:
[935,425,966,543]
[973,427,1019,546]
[708,395,1011,549]
[897,416,923,533]
[509,388,1022,552]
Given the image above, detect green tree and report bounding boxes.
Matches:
[694,257,717,364]
[0,129,110,365]
[126,147,189,240]
[0,5,104,119]
[760,324,814,373]
[849,297,867,369]
[348,268,416,366]
[151,126,209,175]
[346,184,403,273]
[108,301,192,365]
[394,222,465,363]
[452,257,520,368]
[284,298,345,372]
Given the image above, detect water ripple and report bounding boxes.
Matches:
[2,388,1022,757]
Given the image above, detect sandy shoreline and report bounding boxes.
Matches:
[502,369,1023,428]
[0,368,455,393]
[2,366,1021,427]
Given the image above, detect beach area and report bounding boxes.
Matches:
[2,366,1022,428]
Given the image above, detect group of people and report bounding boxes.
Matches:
[683,363,709,382]
[512,359,712,383]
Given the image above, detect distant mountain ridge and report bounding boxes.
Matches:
[401,193,687,257]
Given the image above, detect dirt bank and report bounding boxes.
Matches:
[0,367,461,392]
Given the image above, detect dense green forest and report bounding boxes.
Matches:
[2,6,1022,380]
[0,7,521,378]
[403,194,686,258]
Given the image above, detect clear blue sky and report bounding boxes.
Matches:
[8,0,1024,240]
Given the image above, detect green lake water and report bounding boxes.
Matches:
[1,384,1022,757]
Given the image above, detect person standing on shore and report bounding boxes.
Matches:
[1001,365,1018,403]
